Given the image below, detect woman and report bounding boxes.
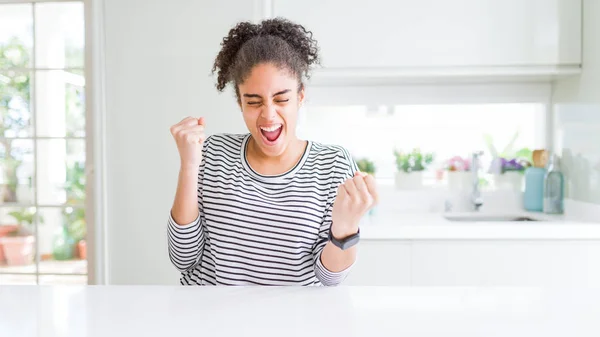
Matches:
[167,18,378,286]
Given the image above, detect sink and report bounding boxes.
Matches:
[444,214,539,222]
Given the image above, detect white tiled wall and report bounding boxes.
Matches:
[553,104,600,204]
[552,0,600,205]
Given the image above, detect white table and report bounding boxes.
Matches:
[2,286,599,337]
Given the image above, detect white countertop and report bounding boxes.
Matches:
[2,285,600,337]
[359,212,600,240]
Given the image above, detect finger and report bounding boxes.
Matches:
[182,131,206,144]
[353,175,371,204]
[179,116,198,126]
[364,174,379,204]
[171,117,199,134]
[179,125,205,133]
[197,117,205,126]
[335,184,347,202]
[343,178,359,200]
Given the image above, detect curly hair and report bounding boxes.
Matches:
[212,17,320,100]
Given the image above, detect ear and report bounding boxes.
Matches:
[298,83,305,107]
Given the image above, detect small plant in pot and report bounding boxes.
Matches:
[0,208,42,266]
[355,158,376,176]
[444,155,471,191]
[393,148,434,189]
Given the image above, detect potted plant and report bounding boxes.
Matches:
[0,208,41,266]
[63,161,86,259]
[0,221,18,264]
[495,156,531,191]
[355,158,376,176]
[444,155,471,191]
[393,148,434,189]
[484,131,532,191]
[64,208,86,260]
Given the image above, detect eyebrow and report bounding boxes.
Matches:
[243,89,291,99]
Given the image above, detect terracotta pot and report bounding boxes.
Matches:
[0,225,18,264]
[0,236,35,266]
[78,240,87,260]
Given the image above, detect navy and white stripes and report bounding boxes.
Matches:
[168,133,358,286]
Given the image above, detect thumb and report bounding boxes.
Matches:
[198,117,205,126]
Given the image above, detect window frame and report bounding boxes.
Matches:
[0,0,105,285]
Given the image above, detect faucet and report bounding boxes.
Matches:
[471,151,484,211]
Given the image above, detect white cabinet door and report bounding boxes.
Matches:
[411,241,600,286]
[345,241,411,286]
[272,0,581,69]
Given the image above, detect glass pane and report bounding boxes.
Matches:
[36,70,85,137]
[0,206,38,272]
[38,207,87,275]
[0,4,33,70]
[40,274,87,285]
[35,3,84,69]
[0,274,36,285]
[0,71,33,137]
[302,103,543,185]
[36,139,85,205]
[0,139,34,205]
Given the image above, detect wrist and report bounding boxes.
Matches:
[180,161,200,172]
[331,222,359,240]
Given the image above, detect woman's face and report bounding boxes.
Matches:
[238,63,304,158]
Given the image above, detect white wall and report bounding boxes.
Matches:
[102,0,253,284]
[552,0,600,206]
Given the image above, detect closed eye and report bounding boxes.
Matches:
[275,99,289,103]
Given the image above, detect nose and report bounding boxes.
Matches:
[260,102,277,121]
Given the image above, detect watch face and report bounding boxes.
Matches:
[328,229,360,250]
[340,235,360,250]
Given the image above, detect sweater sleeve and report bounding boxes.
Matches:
[312,146,359,286]
[167,213,204,272]
[167,137,210,273]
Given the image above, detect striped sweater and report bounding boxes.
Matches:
[167,133,358,285]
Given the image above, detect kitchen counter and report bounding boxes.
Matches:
[2,285,600,337]
[359,212,600,240]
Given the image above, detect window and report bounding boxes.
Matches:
[0,1,87,285]
[299,103,546,188]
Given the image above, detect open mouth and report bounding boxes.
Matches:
[259,124,283,144]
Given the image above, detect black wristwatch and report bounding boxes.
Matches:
[328,227,360,250]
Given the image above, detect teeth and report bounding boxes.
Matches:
[260,124,282,132]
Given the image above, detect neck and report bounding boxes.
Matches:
[246,135,307,176]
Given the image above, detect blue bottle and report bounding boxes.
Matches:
[523,167,546,212]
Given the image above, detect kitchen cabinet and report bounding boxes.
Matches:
[349,239,600,286]
[411,241,600,286]
[272,0,582,81]
[345,241,411,286]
